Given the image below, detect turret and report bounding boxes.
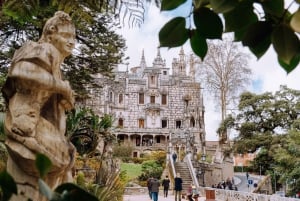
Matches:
[153,48,166,68]
[172,47,186,76]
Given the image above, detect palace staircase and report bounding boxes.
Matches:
[174,161,193,193]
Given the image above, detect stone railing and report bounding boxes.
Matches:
[124,187,148,195]
[198,187,300,201]
[185,153,199,188]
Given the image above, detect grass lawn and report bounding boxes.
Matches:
[120,162,142,180]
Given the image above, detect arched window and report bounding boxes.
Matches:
[139,119,145,128]
[109,91,113,102]
[119,93,123,104]
[190,117,195,127]
[139,93,144,104]
[161,94,167,105]
[118,118,124,128]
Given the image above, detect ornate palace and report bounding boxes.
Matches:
[85,48,206,157]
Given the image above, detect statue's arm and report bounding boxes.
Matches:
[10,61,74,108]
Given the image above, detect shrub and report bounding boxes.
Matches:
[138,160,163,182]
[113,144,133,160]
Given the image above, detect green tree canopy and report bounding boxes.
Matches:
[221,85,300,193]
[273,129,300,196]
[230,85,300,153]
[0,0,127,99]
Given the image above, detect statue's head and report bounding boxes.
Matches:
[39,11,75,57]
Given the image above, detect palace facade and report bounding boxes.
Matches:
[85,48,206,157]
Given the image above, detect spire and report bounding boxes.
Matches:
[157,48,161,58]
[153,48,165,68]
[179,46,185,61]
[189,54,195,81]
[140,49,147,69]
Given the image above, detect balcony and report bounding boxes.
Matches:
[144,103,162,111]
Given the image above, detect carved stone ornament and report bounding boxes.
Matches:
[1,11,76,201]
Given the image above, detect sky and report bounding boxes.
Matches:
[116,1,300,141]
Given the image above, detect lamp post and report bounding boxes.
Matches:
[196,168,204,186]
[196,154,207,187]
[201,154,206,187]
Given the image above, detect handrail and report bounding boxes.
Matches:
[169,153,176,177]
[185,153,200,188]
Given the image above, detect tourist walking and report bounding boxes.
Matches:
[147,176,153,199]
[150,177,160,201]
[174,173,183,201]
[172,152,177,162]
[162,175,170,197]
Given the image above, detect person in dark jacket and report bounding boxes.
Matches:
[162,175,170,197]
[174,173,183,201]
[150,177,160,201]
[147,177,153,199]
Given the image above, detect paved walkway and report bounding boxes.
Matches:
[123,193,206,201]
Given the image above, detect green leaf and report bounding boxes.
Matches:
[35,154,52,178]
[278,54,300,74]
[261,0,284,17]
[193,7,223,39]
[190,30,208,60]
[193,0,210,9]
[210,0,238,13]
[271,24,300,65]
[248,40,271,60]
[291,9,300,33]
[224,1,258,32]
[159,17,189,48]
[242,21,272,59]
[55,183,99,201]
[161,0,188,11]
[0,171,18,201]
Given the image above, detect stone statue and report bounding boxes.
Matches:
[2,11,76,201]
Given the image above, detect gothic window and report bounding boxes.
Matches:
[150,95,155,103]
[118,118,123,128]
[109,91,113,102]
[184,100,189,107]
[162,119,167,128]
[163,71,167,75]
[161,94,167,105]
[139,119,144,128]
[119,93,123,104]
[176,120,181,128]
[190,117,195,127]
[150,76,155,84]
[139,93,144,104]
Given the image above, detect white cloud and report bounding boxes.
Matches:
[117,3,300,141]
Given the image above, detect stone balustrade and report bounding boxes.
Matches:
[124,186,299,200]
[124,187,148,195]
[198,187,299,201]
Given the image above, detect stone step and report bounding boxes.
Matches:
[174,161,193,192]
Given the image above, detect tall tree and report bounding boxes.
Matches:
[196,37,252,142]
[0,1,127,99]
[219,85,300,170]
[273,128,300,196]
